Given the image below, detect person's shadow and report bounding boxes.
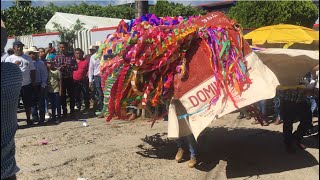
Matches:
[136,126,319,179]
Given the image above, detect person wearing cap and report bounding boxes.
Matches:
[53,42,77,117]
[5,40,36,126]
[88,44,104,114]
[28,46,48,125]
[1,19,21,180]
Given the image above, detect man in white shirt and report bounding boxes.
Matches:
[6,41,36,125]
[88,45,104,115]
[1,52,9,62]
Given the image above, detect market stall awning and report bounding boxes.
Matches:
[244,24,319,48]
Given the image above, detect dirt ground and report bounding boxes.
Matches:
[15,110,319,180]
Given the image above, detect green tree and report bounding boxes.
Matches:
[228,1,318,28]
[1,1,54,36]
[14,0,32,7]
[150,0,205,18]
[1,1,204,36]
[52,19,85,51]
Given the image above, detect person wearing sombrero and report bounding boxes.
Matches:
[28,46,48,125]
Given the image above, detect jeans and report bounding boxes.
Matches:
[31,85,46,122]
[20,84,33,121]
[48,92,61,120]
[307,96,318,115]
[273,95,281,120]
[61,78,75,115]
[45,99,48,113]
[74,79,90,110]
[176,135,198,158]
[93,76,104,111]
[281,100,312,145]
[256,100,267,119]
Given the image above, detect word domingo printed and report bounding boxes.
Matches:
[200,13,218,24]
[188,82,216,107]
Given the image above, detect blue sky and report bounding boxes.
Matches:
[1,0,213,10]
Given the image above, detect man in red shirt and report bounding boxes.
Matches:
[73,48,90,111]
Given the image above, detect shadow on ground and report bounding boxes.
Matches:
[136,126,319,179]
[136,132,177,160]
[17,110,97,130]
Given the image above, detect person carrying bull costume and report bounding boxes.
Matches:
[278,84,316,153]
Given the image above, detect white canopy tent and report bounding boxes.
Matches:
[45,12,129,32]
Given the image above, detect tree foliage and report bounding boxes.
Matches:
[1,1,54,36]
[149,1,206,18]
[53,19,85,51]
[1,1,204,36]
[46,2,135,20]
[228,1,319,28]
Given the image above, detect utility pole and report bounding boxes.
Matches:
[135,0,149,118]
[135,0,149,18]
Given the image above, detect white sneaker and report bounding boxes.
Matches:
[45,113,51,120]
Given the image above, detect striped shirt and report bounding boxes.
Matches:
[33,59,48,88]
[1,62,22,179]
[277,86,307,103]
[53,53,77,79]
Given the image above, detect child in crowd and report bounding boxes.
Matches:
[46,58,62,124]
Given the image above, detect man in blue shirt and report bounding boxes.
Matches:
[29,46,48,124]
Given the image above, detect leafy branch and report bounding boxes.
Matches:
[52,19,85,51]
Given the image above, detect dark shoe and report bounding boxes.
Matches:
[83,107,90,113]
[55,119,60,124]
[62,114,68,119]
[38,121,45,125]
[32,116,39,122]
[63,109,68,116]
[237,114,245,119]
[27,120,33,126]
[69,113,75,119]
[304,127,319,137]
[49,118,56,122]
